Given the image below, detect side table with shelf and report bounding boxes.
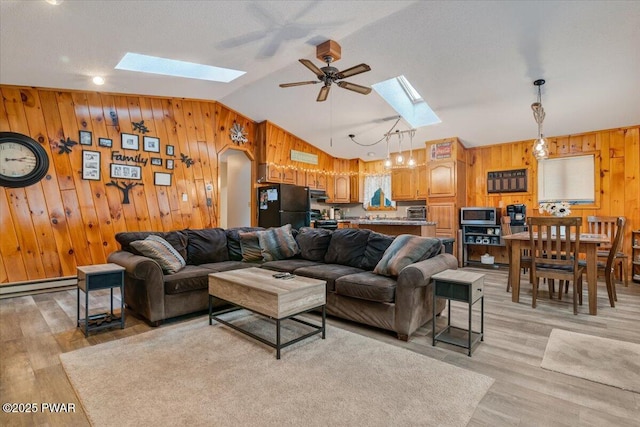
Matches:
[77,263,126,337]
[633,230,640,283]
[432,269,485,356]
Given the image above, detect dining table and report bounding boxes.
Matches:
[502,231,610,315]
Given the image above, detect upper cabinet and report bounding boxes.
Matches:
[389,149,428,201]
[256,120,333,186]
[332,158,351,203]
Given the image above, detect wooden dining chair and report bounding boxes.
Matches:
[502,216,531,292]
[586,215,629,288]
[572,216,626,307]
[527,216,584,314]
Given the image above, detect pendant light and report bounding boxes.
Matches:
[407,130,416,168]
[395,132,404,165]
[532,79,549,160]
[383,134,392,169]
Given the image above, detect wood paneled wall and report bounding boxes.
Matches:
[0,86,256,285]
[465,126,640,267]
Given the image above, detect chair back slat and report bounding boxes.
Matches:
[587,215,619,251]
[606,217,626,270]
[528,216,582,276]
[500,216,513,236]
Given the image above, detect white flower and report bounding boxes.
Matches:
[538,201,572,217]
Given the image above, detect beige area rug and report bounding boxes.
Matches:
[541,328,640,393]
[60,314,494,427]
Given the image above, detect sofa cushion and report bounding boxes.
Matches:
[335,272,397,303]
[163,265,213,294]
[226,227,264,261]
[239,231,263,262]
[257,224,300,261]
[359,231,395,271]
[116,230,188,259]
[324,228,371,268]
[130,235,186,274]
[374,234,442,277]
[261,259,322,273]
[295,227,333,262]
[185,228,229,265]
[294,263,365,293]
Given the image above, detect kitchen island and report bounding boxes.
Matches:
[346,219,437,237]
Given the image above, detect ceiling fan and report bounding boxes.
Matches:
[279,40,372,102]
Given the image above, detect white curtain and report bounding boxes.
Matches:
[363,174,395,209]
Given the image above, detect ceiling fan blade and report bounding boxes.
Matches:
[279,81,319,88]
[317,85,330,102]
[336,63,371,79]
[299,59,325,78]
[337,81,372,95]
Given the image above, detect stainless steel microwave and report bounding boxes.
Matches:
[460,207,501,225]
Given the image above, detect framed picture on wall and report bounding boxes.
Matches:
[79,130,92,146]
[154,172,172,186]
[151,157,163,166]
[110,163,142,180]
[98,137,112,148]
[143,136,160,153]
[166,145,174,156]
[82,150,100,180]
[121,133,139,150]
[166,159,174,170]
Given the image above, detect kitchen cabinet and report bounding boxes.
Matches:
[333,174,350,203]
[415,164,428,199]
[260,163,296,184]
[425,137,467,258]
[391,168,414,200]
[307,170,328,190]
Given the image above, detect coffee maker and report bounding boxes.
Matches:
[506,204,526,226]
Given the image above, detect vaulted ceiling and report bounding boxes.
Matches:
[1,1,638,160]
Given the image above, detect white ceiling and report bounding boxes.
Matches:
[1,0,639,160]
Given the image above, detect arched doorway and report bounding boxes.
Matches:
[218,149,252,228]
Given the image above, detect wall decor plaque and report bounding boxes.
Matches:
[487,168,527,193]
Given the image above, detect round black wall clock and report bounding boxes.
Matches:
[0,132,50,188]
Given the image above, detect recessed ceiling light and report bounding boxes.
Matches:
[372,75,441,129]
[45,0,63,5]
[92,76,105,85]
[115,52,245,83]
[367,152,376,157]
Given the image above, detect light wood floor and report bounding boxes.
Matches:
[1,268,639,426]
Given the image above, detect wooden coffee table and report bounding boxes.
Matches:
[208,267,326,359]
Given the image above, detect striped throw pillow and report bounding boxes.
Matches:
[239,231,263,262]
[130,235,186,274]
[373,234,442,277]
[257,224,300,261]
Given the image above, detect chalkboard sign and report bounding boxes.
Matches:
[487,169,527,193]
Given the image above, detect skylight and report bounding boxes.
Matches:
[372,75,440,128]
[115,53,245,83]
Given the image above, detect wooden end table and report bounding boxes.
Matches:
[432,269,485,356]
[77,263,126,337]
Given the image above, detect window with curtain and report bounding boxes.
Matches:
[363,174,396,210]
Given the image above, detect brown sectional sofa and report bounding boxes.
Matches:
[107,226,458,340]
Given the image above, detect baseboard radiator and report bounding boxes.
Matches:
[0,276,77,299]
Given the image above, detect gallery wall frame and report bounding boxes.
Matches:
[79,130,92,146]
[82,150,100,180]
[110,163,141,180]
[143,136,160,153]
[154,172,172,186]
[98,137,112,148]
[121,133,139,150]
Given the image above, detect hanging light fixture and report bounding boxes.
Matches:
[395,132,404,165]
[531,79,549,160]
[383,134,392,169]
[407,129,416,168]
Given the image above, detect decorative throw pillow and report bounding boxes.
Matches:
[130,235,186,274]
[373,235,442,277]
[324,228,371,268]
[257,224,300,261]
[116,231,188,259]
[238,231,263,262]
[295,227,333,261]
[359,231,395,270]
[184,228,229,265]
[226,227,264,261]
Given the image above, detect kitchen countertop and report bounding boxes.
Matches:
[344,219,436,226]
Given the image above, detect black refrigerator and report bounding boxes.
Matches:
[258,184,310,229]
